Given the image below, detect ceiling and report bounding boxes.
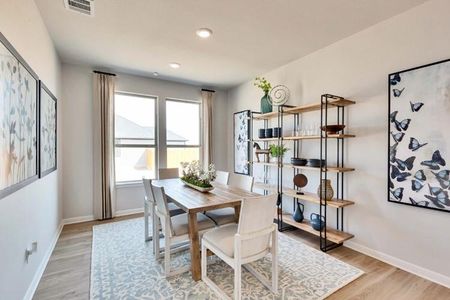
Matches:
[35,0,428,88]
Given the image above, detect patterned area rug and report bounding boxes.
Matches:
[91,218,363,299]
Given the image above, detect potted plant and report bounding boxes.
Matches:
[254,76,272,113]
[268,144,288,163]
[180,161,216,192]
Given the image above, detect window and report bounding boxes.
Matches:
[166,99,201,168]
[114,93,156,183]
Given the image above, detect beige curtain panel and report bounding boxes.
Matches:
[201,89,214,169]
[93,72,116,220]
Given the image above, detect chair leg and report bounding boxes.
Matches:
[144,201,150,242]
[154,212,160,259]
[164,234,171,277]
[234,264,242,300]
[201,242,207,280]
[272,230,278,293]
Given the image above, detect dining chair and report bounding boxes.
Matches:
[158,167,179,179]
[143,178,184,248]
[214,170,230,185]
[151,183,216,277]
[201,194,278,300]
[206,174,254,225]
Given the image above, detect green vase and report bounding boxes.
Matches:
[260,93,272,114]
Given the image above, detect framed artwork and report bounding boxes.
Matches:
[0,32,39,199]
[388,58,450,213]
[39,82,57,177]
[233,110,250,175]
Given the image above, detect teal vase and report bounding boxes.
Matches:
[260,93,272,114]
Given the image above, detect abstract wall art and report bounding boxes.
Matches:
[39,82,57,177]
[388,58,450,213]
[233,110,250,175]
[0,32,39,199]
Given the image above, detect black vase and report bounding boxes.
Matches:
[293,202,304,222]
[273,127,281,137]
[258,129,266,139]
[265,128,273,138]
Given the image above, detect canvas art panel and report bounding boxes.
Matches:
[40,82,57,177]
[388,59,450,213]
[234,110,250,175]
[0,33,39,199]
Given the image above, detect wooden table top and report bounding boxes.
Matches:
[152,178,260,213]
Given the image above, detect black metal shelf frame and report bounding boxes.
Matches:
[250,94,351,252]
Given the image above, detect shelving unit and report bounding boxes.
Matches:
[250,94,356,252]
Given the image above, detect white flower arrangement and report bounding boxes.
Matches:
[180,161,216,188]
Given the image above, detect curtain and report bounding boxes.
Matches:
[93,72,116,220]
[201,89,215,169]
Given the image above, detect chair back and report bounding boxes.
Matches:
[158,168,179,179]
[229,174,254,192]
[214,170,229,185]
[237,194,276,257]
[150,183,173,236]
[142,178,154,203]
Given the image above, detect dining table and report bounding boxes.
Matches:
[151,178,261,281]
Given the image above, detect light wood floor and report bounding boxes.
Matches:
[33,214,450,300]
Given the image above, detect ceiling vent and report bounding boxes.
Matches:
[64,0,94,16]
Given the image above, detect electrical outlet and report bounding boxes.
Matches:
[32,241,37,252]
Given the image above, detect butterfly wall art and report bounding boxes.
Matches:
[234,110,250,175]
[388,58,450,213]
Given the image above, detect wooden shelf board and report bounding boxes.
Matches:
[252,134,355,142]
[252,162,355,173]
[279,212,354,244]
[254,182,355,208]
[253,98,355,120]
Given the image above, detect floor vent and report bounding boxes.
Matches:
[64,0,94,16]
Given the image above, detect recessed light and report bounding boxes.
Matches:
[169,62,181,69]
[196,28,213,39]
[153,72,159,76]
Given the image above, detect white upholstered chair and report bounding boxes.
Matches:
[214,170,230,185]
[229,173,254,191]
[143,178,183,248]
[202,194,278,300]
[206,174,254,225]
[151,183,216,277]
[158,167,179,179]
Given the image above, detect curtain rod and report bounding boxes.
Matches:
[201,88,215,93]
[93,70,116,76]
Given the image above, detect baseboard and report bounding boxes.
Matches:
[63,215,95,225]
[23,222,64,300]
[345,241,450,288]
[115,207,144,217]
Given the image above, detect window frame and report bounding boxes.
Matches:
[165,97,202,165]
[114,91,158,184]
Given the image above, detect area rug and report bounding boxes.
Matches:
[91,218,363,299]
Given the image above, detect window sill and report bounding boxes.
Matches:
[115,181,143,189]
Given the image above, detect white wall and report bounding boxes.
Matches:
[0,1,62,299]
[61,64,228,219]
[227,0,450,286]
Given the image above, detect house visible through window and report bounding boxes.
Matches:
[166,99,201,168]
[114,93,156,183]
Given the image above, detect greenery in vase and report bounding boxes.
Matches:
[180,160,216,188]
[254,76,272,94]
[269,144,288,158]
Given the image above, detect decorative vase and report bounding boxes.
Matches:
[293,202,304,222]
[260,93,272,114]
[310,213,325,231]
[317,179,334,201]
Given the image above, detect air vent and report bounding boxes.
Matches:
[64,0,94,16]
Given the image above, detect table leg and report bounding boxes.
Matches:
[188,211,201,281]
[234,204,241,223]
